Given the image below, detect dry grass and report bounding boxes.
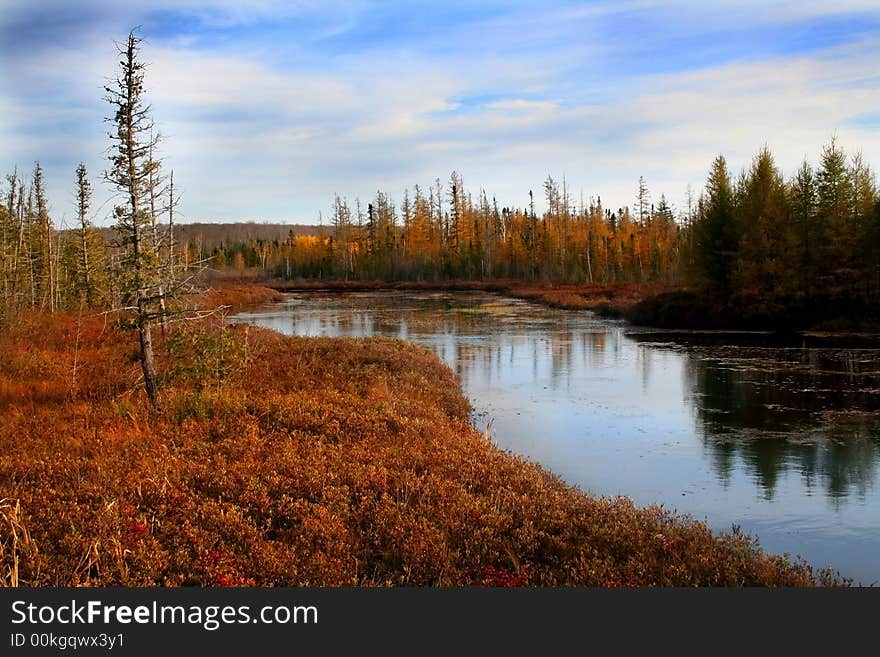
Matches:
[0,308,844,587]
[505,282,674,314]
[0,499,39,587]
[268,279,673,317]
[199,284,285,311]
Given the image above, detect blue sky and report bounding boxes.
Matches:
[1,0,879,225]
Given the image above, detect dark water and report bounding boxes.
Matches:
[232,291,880,584]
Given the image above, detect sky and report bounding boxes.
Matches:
[1,0,879,226]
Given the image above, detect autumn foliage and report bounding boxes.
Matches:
[271,278,667,317]
[0,306,843,587]
[199,283,285,311]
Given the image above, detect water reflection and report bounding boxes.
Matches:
[668,342,880,500]
[233,292,880,583]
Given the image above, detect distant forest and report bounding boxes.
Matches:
[92,222,321,256]
[260,140,880,321]
[2,139,879,324]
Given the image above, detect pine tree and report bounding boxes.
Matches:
[331,194,352,279]
[104,30,166,407]
[789,160,818,297]
[735,147,795,312]
[448,171,463,254]
[0,170,18,314]
[31,162,55,311]
[850,151,877,298]
[868,198,880,299]
[816,137,855,297]
[693,155,738,295]
[637,175,651,225]
[74,163,94,305]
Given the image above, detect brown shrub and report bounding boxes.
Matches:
[0,311,843,586]
[199,284,285,311]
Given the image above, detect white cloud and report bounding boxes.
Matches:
[2,2,879,223]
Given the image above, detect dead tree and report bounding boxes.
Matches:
[104,30,164,407]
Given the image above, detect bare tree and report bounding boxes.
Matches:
[637,175,651,225]
[32,162,54,311]
[168,169,176,276]
[104,30,164,407]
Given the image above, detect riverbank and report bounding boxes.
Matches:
[625,289,880,331]
[199,282,286,310]
[0,287,844,586]
[265,277,672,317]
[257,276,880,331]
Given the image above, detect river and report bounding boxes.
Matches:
[232,291,880,584]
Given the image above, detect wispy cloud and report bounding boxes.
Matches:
[1,1,878,223]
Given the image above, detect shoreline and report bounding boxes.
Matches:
[259,277,670,318]
[234,278,880,342]
[0,286,848,586]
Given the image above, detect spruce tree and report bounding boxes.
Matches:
[104,30,164,407]
[694,155,738,295]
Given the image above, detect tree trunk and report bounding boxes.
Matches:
[168,170,175,276]
[80,223,91,305]
[45,216,54,312]
[137,300,160,409]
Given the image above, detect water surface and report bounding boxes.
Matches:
[233,291,880,584]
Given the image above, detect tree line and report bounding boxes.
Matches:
[686,142,880,318]
[5,142,878,323]
[222,172,682,285]
[0,161,109,315]
[207,140,879,316]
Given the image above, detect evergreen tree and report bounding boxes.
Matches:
[31,162,55,311]
[816,138,855,297]
[74,163,94,305]
[789,160,818,297]
[636,175,651,225]
[104,30,168,408]
[693,155,738,294]
[850,152,877,297]
[735,147,795,312]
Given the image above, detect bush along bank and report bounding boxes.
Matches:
[0,311,845,586]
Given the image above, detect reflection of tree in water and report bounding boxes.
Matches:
[445,329,581,389]
[637,345,652,393]
[286,295,880,504]
[681,346,880,500]
[410,296,623,390]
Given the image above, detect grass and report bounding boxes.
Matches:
[267,278,671,317]
[0,286,845,586]
[505,282,672,315]
[199,283,286,310]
